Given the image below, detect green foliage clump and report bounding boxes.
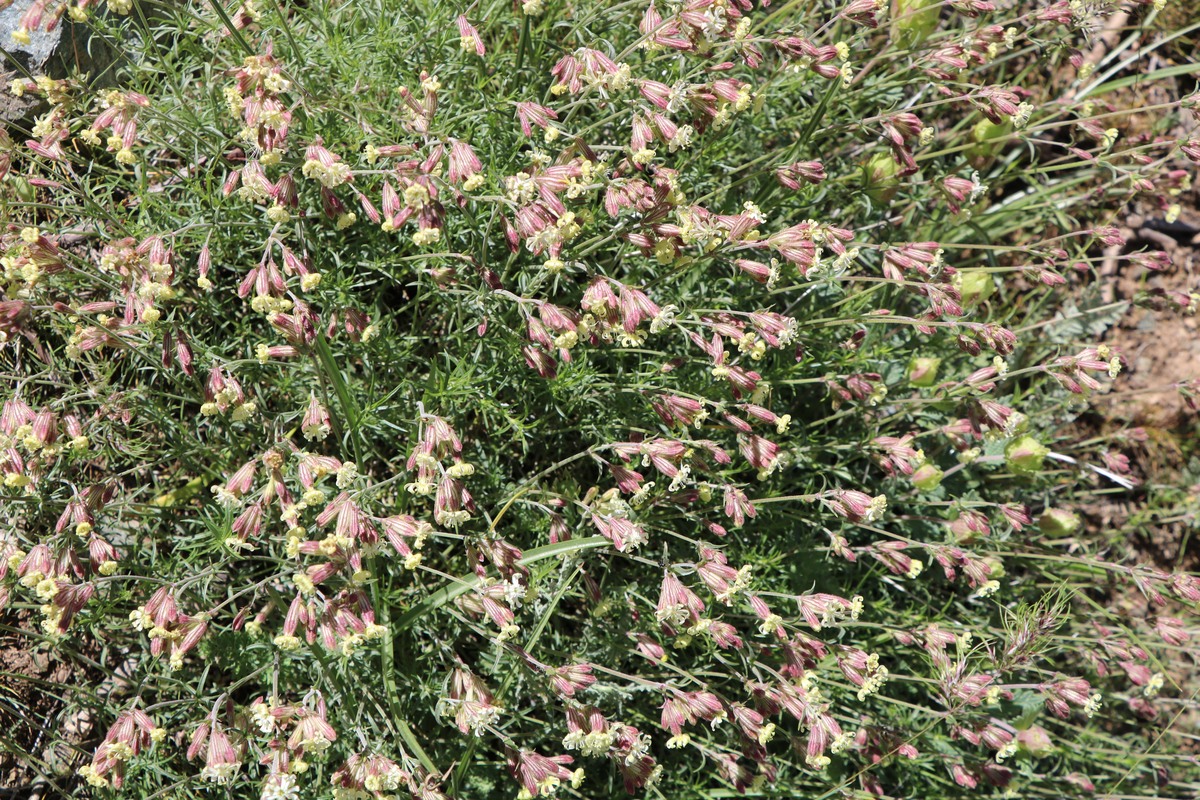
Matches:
[1,0,1198,798]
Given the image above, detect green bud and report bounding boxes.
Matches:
[907,356,941,387]
[965,118,1012,169]
[9,176,36,204]
[957,270,995,305]
[1038,508,1081,537]
[1017,725,1055,756]
[891,0,941,45]
[863,152,901,203]
[1005,435,1049,474]
[948,513,981,543]
[911,463,944,491]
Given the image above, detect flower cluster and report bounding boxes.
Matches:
[2,0,1198,798]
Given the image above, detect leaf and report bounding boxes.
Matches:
[1042,284,1127,344]
[392,536,609,632]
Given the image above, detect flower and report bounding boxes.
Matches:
[261,773,300,800]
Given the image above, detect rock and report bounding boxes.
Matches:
[1,0,61,120]
[1,0,63,70]
[1,0,127,122]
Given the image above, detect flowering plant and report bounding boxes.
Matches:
[2,0,1198,797]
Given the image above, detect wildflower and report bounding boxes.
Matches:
[515,103,558,137]
[273,634,302,651]
[1013,102,1034,128]
[77,764,108,787]
[412,227,441,246]
[292,573,315,595]
[775,160,826,188]
[462,172,486,192]
[231,401,256,421]
[301,396,331,441]
[335,462,358,488]
[825,490,887,523]
[248,700,275,734]
[668,125,695,152]
[457,15,485,54]
[854,653,889,700]
[302,144,353,188]
[261,773,300,800]
[1155,617,1189,646]
[446,461,474,478]
[632,148,656,166]
[758,613,783,636]
[289,711,337,754]
[972,580,1000,598]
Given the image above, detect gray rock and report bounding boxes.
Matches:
[0,0,64,73]
[1,0,130,123]
[2,0,65,122]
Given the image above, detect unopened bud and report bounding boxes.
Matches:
[1038,508,1081,537]
[907,356,941,387]
[958,270,995,305]
[1005,435,1049,474]
[911,463,944,491]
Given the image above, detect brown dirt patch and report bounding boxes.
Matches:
[0,613,74,788]
[1092,186,1200,429]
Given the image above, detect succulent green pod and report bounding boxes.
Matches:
[863,152,902,203]
[911,462,944,491]
[957,270,995,305]
[1017,726,1056,755]
[891,0,941,45]
[907,356,942,387]
[1005,435,1049,474]
[965,118,1012,169]
[7,175,36,203]
[1038,508,1081,537]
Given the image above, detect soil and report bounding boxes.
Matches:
[1076,158,1200,749]
[1079,148,1200,560]
[1093,191,1200,430]
[0,612,78,790]
[1,4,1197,792]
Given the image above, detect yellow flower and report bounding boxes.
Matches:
[273,634,302,651]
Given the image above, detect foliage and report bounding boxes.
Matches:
[2,0,1199,798]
